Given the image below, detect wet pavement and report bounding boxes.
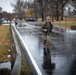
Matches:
[17,22,76,75]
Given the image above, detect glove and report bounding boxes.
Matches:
[44,29,47,32]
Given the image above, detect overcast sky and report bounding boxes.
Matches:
[0,0,15,13]
[0,0,33,13]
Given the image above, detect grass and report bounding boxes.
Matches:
[0,25,11,63]
[15,33,31,75]
[21,55,31,75]
[53,17,76,28]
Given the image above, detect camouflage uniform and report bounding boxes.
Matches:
[42,22,53,49]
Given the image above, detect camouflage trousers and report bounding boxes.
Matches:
[42,32,51,48]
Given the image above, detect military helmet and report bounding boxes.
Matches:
[46,16,50,20]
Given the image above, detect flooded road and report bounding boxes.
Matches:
[17,22,76,75]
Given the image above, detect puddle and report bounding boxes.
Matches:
[0,61,11,70]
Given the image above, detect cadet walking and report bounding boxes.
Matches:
[42,16,53,49]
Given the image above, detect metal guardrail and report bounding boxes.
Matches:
[11,24,43,75]
[11,24,21,75]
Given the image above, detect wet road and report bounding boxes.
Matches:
[17,22,76,75]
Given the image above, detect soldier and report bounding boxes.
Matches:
[42,16,53,49]
[15,19,18,28]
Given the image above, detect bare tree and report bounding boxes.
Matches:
[71,0,76,15]
[31,0,41,20]
[25,0,69,21]
[11,0,27,19]
[34,0,69,21]
[48,0,69,21]
[32,0,48,21]
[36,0,45,21]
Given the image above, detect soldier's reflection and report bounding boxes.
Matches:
[43,48,55,74]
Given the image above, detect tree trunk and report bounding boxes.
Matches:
[51,8,54,22]
[35,12,37,20]
[56,7,59,21]
[34,0,38,20]
[61,5,64,20]
[41,0,44,21]
[41,12,44,21]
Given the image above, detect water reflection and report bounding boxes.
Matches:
[43,48,55,75]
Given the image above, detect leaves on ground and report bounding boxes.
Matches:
[0,26,11,63]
